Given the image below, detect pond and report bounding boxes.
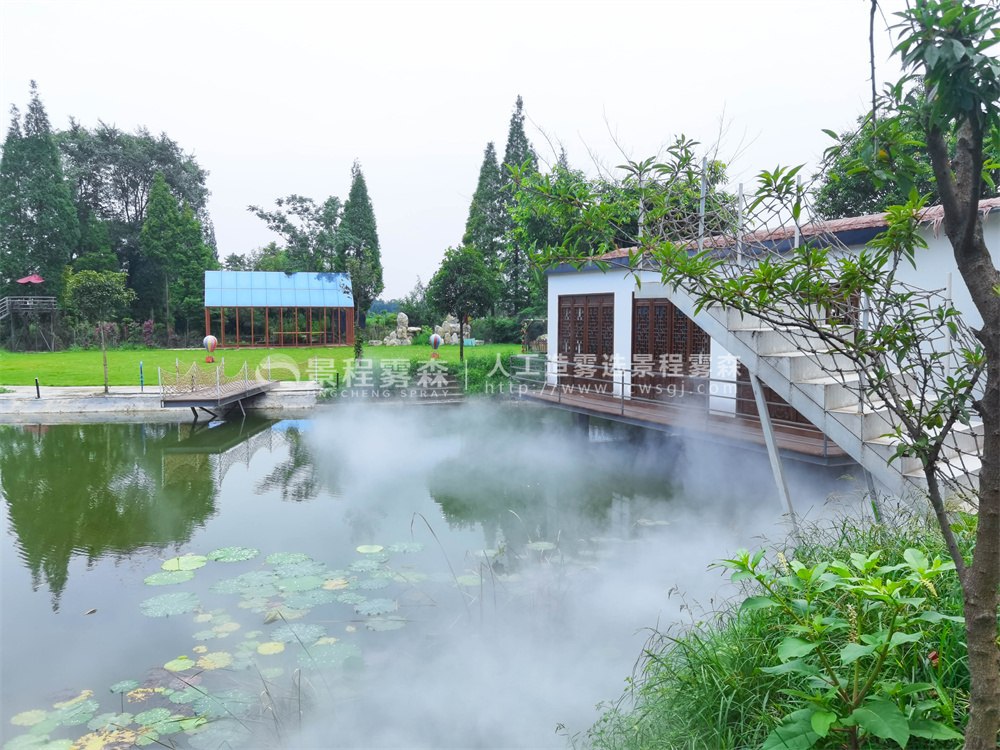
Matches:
[0,403,815,749]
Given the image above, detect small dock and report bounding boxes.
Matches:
[160,362,277,417]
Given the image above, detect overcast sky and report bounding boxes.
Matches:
[1,0,908,299]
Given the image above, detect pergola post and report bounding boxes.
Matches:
[251,308,255,347]
[265,307,269,347]
[236,307,240,349]
[347,309,354,346]
[221,307,225,347]
[308,309,313,346]
[280,308,284,347]
[204,308,210,337]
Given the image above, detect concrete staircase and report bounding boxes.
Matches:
[663,285,983,496]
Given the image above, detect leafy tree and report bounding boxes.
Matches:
[426,245,499,360]
[73,213,118,273]
[398,276,433,326]
[338,161,384,324]
[223,242,290,273]
[462,141,506,271]
[499,96,538,314]
[66,270,136,393]
[0,83,80,299]
[138,172,181,330]
[248,194,341,272]
[57,121,212,312]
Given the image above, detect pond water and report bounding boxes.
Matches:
[0,403,823,749]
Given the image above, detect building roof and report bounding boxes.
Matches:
[204,271,354,308]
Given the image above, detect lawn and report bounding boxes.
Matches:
[0,344,523,387]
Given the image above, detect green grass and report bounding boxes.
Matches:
[0,344,522,387]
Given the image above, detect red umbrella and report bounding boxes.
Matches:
[16,274,45,284]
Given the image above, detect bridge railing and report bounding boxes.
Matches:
[159,361,269,402]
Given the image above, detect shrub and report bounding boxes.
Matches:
[470,317,521,344]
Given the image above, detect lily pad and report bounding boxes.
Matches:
[284,590,337,609]
[191,690,256,720]
[356,545,384,554]
[143,570,194,586]
[10,712,47,728]
[193,613,213,623]
[214,621,241,634]
[167,687,203,704]
[134,708,171,726]
[335,592,367,605]
[186,719,253,749]
[196,652,233,670]
[140,591,200,617]
[26,717,60,736]
[348,558,382,572]
[455,575,482,587]
[257,642,285,655]
[323,578,350,591]
[274,560,327,578]
[387,542,425,553]
[55,698,99,726]
[265,552,310,565]
[525,541,557,551]
[269,622,326,643]
[206,546,259,563]
[354,598,396,616]
[275,575,324,592]
[298,642,363,668]
[393,571,429,584]
[366,617,407,632]
[262,605,308,622]
[192,645,208,654]
[163,656,195,672]
[192,630,217,641]
[2,734,48,750]
[260,667,284,680]
[352,577,390,591]
[86,711,133,731]
[161,555,207,571]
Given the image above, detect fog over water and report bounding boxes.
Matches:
[288,402,853,748]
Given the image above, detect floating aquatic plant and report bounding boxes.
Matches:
[455,575,481,587]
[186,718,253,749]
[143,570,194,586]
[167,687,202,705]
[139,592,200,617]
[352,578,390,591]
[192,630,217,641]
[192,613,213,623]
[334,592,366,606]
[196,652,232,670]
[348,558,381,572]
[192,645,208,654]
[525,541,557,551]
[354,598,395,616]
[298,642,362,668]
[10,711,46,727]
[206,546,259,563]
[256,642,285,655]
[163,656,195,672]
[260,667,284,680]
[134,708,171,726]
[55,698,99,727]
[191,690,256,720]
[356,545,383,554]
[160,555,207,571]
[268,622,326,644]
[365,617,407,632]
[108,680,140,694]
[392,571,429,584]
[274,560,326,578]
[322,578,350,591]
[86,711,133,731]
[275,575,324,593]
[262,605,308,622]
[265,552,309,565]
[213,621,241,634]
[284,590,337,609]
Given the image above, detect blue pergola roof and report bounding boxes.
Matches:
[204,271,354,308]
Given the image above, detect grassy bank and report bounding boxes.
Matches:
[0,345,521,388]
[587,506,972,749]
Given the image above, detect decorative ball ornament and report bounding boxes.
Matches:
[203,335,218,363]
[429,333,442,359]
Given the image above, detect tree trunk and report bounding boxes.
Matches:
[165,275,172,343]
[100,324,109,395]
[459,312,465,362]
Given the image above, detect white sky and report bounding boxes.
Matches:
[0,0,908,299]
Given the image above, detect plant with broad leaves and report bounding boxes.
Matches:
[718,546,964,749]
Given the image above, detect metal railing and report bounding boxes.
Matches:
[0,296,57,321]
[159,361,269,402]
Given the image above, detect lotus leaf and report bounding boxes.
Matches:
[143,570,194,586]
[237,598,268,611]
[352,578,390,591]
[298,642,363,668]
[455,575,481,587]
[163,656,195,672]
[335,592,366,605]
[134,727,159,746]
[260,667,284,680]
[10,712,46,727]
[140,592,199,617]
[108,680,139,694]
[322,578,350,591]
[69,728,138,750]
[186,719,253,749]
[366,617,407,632]
[284,590,337,609]
[393,571,429,584]
[196,652,232,670]
[192,630,217,641]
[274,560,326,578]
[86,712,133,731]
[52,690,92,709]
[125,688,157,703]
[269,622,326,643]
[244,630,263,639]
[262,605,308,622]
[2,734,48,749]
[314,637,339,645]
[237,640,260,652]
[369,569,396,579]
[265,552,310,565]
[387,542,425,553]
[207,546,259,563]
[525,541,557,551]
[241,584,279,599]
[151,715,201,735]
[354,598,396,616]
[193,613,212,623]
[26,717,60,736]
[192,645,208,654]
[191,690,256,720]
[257,642,285,655]
[348,558,381,572]
[55,698,98,726]
[167,687,202,705]
[214,621,241,634]
[345,625,356,632]
[160,555,207,571]
[275,575,323,592]
[356,545,383,554]
[134,708,171,726]
[324,569,351,579]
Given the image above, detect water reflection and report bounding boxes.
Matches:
[0,418,285,609]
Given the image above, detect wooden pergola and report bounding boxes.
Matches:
[204,271,354,349]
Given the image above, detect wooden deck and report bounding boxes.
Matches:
[519,384,851,464]
[160,362,276,413]
[161,380,276,409]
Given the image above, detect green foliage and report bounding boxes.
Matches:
[426,246,500,338]
[499,96,538,315]
[469,316,521,344]
[398,276,433,326]
[66,270,136,324]
[0,82,80,299]
[249,194,342,272]
[337,160,384,317]
[463,141,505,270]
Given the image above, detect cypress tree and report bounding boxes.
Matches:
[462,141,505,271]
[499,96,537,315]
[338,160,384,320]
[0,82,80,299]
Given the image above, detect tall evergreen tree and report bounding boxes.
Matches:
[499,96,537,315]
[462,142,505,271]
[338,160,384,321]
[0,83,80,299]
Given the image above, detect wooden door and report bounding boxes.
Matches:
[557,294,614,393]
[631,297,710,404]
